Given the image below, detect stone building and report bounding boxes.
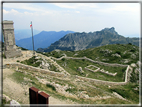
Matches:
[3,20,22,58]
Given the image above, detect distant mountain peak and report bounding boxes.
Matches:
[37,27,139,52]
[101,27,118,35]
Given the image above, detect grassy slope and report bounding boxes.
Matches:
[18,44,139,104]
[42,44,139,65]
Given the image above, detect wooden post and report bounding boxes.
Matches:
[29,87,39,106]
[38,92,50,107]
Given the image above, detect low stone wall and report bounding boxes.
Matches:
[75,75,127,85]
[4,62,131,86]
[5,63,66,78]
[53,56,128,67]
[125,65,132,82]
[99,69,117,76]
[75,65,131,85]
[84,65,100,73]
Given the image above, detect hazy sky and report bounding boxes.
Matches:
[2,1,140,37]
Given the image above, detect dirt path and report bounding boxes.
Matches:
[3,50,74,105]
[3,68,73,104]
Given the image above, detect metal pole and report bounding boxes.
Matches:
[31,21,35,55]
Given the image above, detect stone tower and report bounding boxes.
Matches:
[3,20,22,58]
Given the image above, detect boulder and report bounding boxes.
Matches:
[77,67,84,73]
[10,100,21,107]
[137,61,141,67]
[111,53,121,58]
[131,63,137,68]
[131,54,136,59]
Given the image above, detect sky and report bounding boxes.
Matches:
[2,1,141,37]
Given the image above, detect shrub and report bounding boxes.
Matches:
[62,58,66,61]
[122,53,130,59]
[128,43,132,45]
[20,47,28,50]
[130,71,139,83]
[3,54,6,58]
[130,49,135,52]
[46,84,56,91]
[115,51,121,55]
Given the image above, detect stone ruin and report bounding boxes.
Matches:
[3,20,22,58]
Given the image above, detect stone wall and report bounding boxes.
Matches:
[85,65,117,76]
[84,65,100,73]
[4,62,131,85]
[99,69,117,76]
[75,65,131,85]
[53,56,128,67]
[5,63,66,78]
[75,75,127,85]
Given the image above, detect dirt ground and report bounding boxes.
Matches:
[2,50,74,105]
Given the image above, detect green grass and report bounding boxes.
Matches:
[87,66,98,71]
[2,99,10,105]
[21,56,42,67]
[46,83,56,91]
[42,44,139,65]
[9,68,139,104]
[108,83,139,103]
[57,59,126,82]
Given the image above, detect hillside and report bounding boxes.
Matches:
[16,30,74,50]
[41,43,139,65]
[3,44,140,105]
[37,27,139,52]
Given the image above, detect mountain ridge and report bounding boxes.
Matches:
[16,30,74,50]
[37,27,139,52]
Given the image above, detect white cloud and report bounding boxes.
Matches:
[75,11,80,13]
[2,3,140,37]
[3,3,51,13]
[96,3,140,14]
[3,9,20,15]
[52,3,98,9]
[24,11,34,15]
[3,9,9,14]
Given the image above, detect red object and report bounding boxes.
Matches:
[30,22,32,27]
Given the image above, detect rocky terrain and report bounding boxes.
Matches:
[2,44,140,105]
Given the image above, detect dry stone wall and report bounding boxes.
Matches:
[84,65,100,73]
[75,65,131,85]
[52,56,128,67]
[4,60,131,85]
[85,65,117,76]
[5,63,66,78]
